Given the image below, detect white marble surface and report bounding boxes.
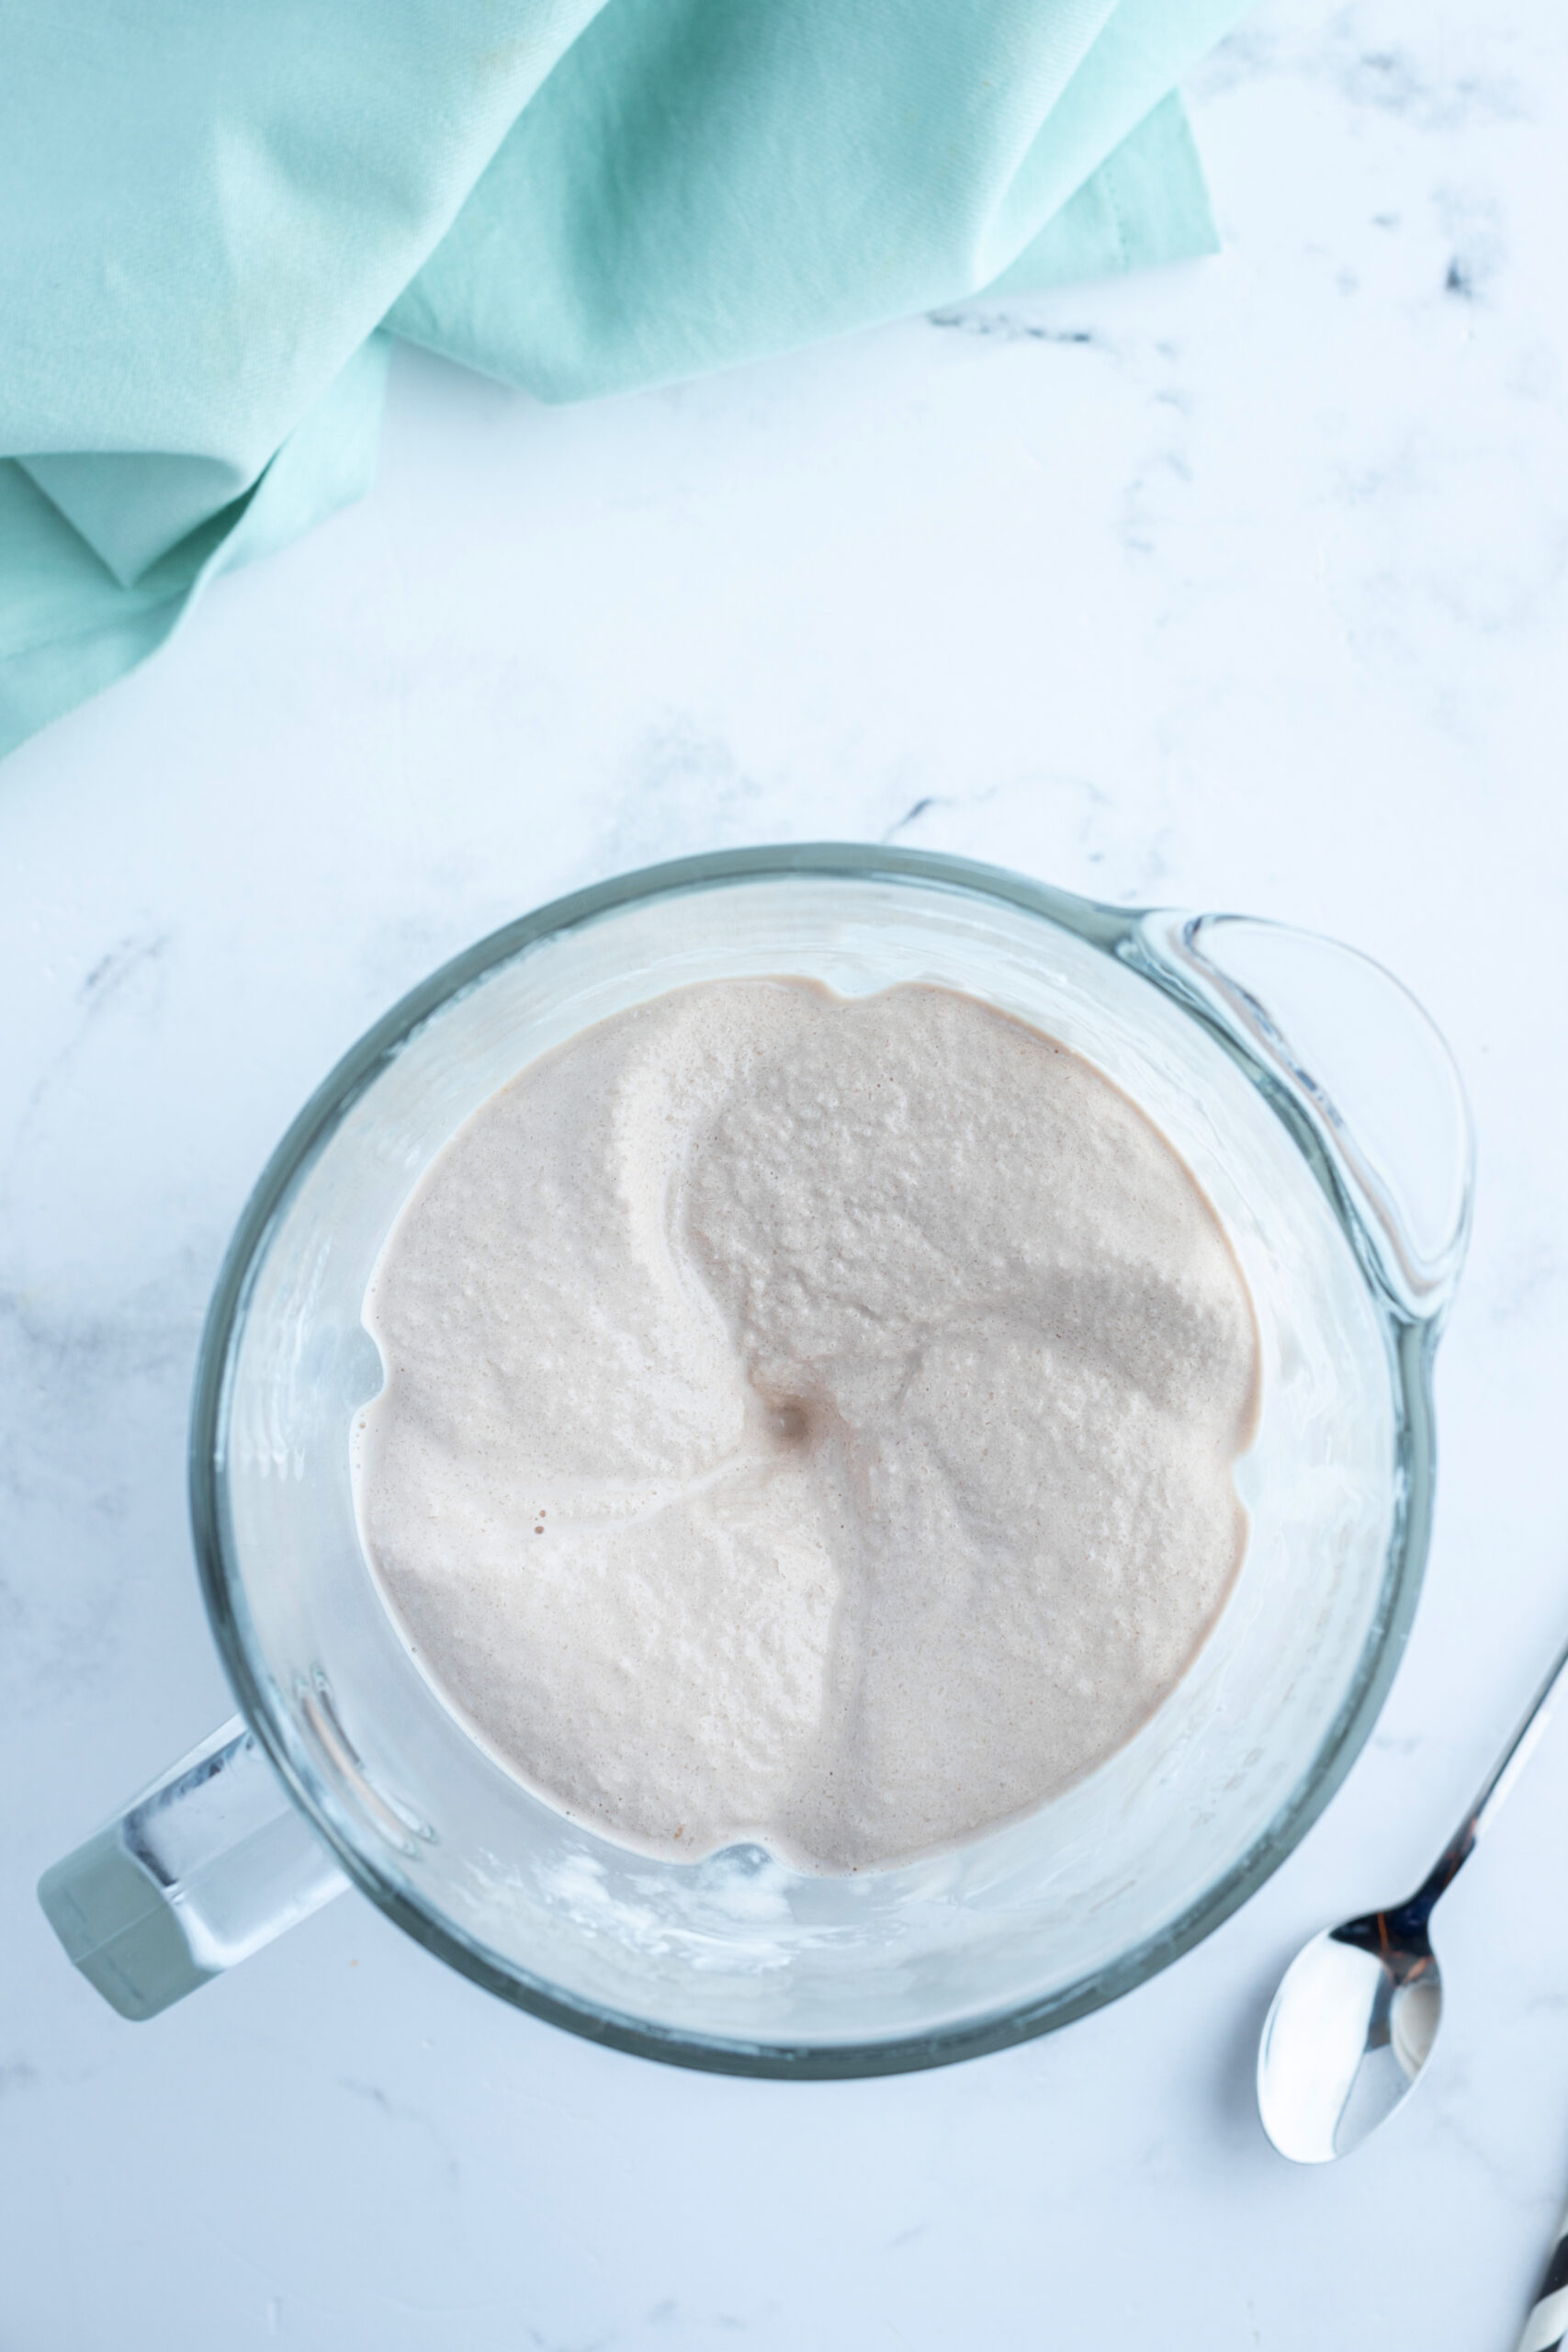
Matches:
[6,3,1568,2343]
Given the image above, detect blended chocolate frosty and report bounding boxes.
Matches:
[353,979,1260,1871]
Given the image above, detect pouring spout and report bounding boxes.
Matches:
[1131,912,1473,1328]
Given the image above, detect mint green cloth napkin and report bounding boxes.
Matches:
[0,0,1242,761]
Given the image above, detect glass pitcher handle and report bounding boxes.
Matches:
[38,1718,349,2019]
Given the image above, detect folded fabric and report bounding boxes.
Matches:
[0,0,1244,763]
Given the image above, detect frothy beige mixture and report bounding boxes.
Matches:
[354,979,1259,1871]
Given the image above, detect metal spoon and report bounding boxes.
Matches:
[1258,1630,1568,2163]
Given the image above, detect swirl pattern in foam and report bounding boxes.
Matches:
[354,979,1260,1871]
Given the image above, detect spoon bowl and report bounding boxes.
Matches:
[1258,1906,1443,2162]
[1258,1623,1568,2161]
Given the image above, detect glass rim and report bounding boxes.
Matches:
[188,842,1440,2078]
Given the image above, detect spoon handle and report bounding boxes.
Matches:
[1412,1629,1568,1918]
[1514,2198,1568,2352]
